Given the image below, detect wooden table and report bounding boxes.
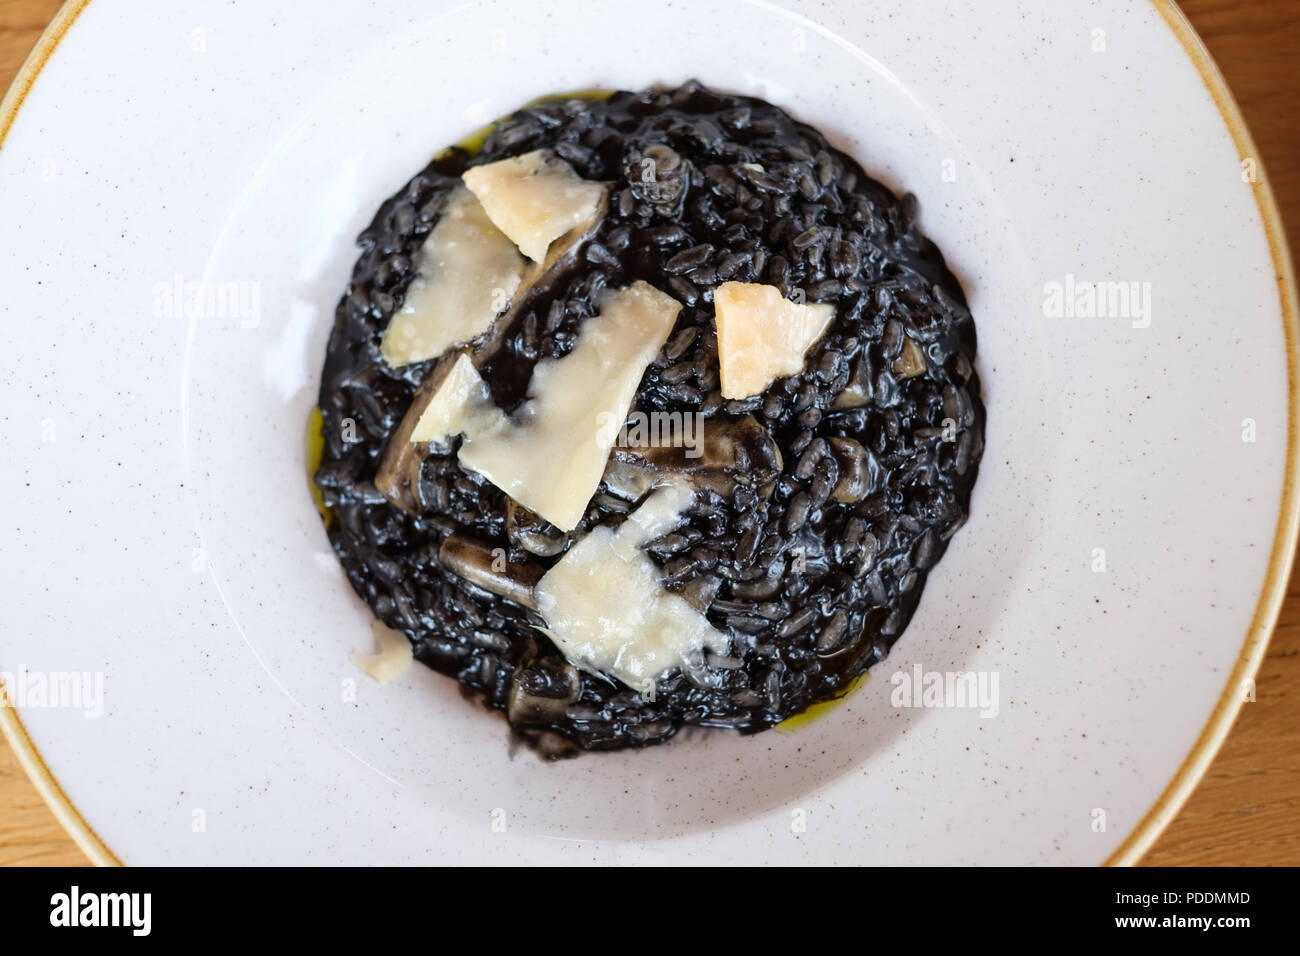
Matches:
[1,0,1297,866]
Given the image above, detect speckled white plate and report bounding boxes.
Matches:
[1,0,1295,865]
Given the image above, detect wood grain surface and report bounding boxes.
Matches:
[1,0,1297,867]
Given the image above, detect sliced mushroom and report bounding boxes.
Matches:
[603,413,782,499]
[437,533,543,610]
[828,436,874,504]
[507,657,581,725]
[676,573,721,613]
[507,498,569,558]
[832,353,872,409]
[893,336,926,379]
[374,349,470,514]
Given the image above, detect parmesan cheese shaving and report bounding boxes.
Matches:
[713,282,836,399]
[380,187,525,367]
[535,485,726,695]
[409,352,506,444]
[462,150,608,262]
[350,619,413,683]
[458,281,682,531]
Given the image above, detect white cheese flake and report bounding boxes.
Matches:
[458,281,682,531]
[409,352,506,444]
[713,281,836,399]
[350,619,413,683]
[381,187,525,367]
[609,482,692,561]
[462,150,608,262]
[535,486,726,695]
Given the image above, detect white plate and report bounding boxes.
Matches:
[1,0,1295,866]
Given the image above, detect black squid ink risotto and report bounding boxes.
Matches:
[312,81,985,757]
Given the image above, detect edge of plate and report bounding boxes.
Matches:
[0,0,119,867]
[0,0,1294,869]
[1101,0,1300,867]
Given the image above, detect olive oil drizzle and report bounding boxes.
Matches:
[306,405,329,523]
[775,672,868,732]
[445,88,613,158]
